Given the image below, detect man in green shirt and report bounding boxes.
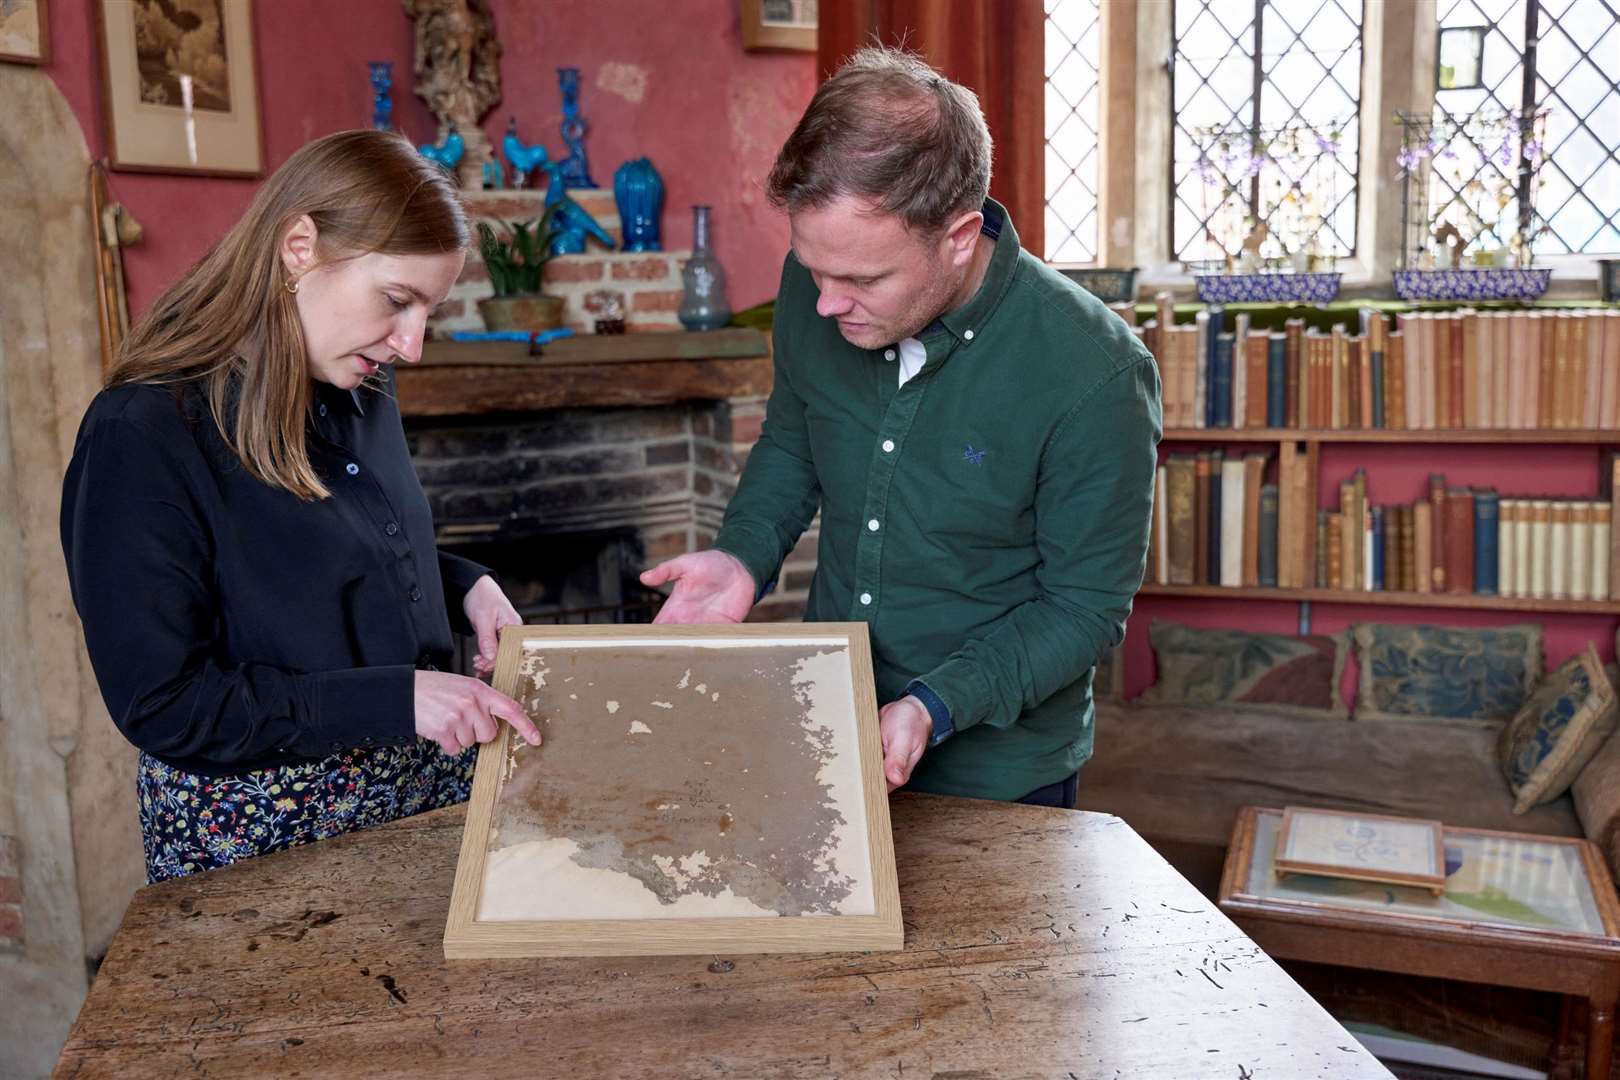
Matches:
[641,47,1161,807]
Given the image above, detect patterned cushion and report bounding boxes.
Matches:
[1498,645,1618,814]
[1139,620,1349,718]
[1352,622,1543,723]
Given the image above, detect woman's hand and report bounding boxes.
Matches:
[414,670,540,755]
[463,574,521,677]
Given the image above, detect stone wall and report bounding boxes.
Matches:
[0,65,137,1078]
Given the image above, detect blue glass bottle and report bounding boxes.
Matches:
[678,206,731,331]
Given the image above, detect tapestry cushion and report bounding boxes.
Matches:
[1352,622,1543,723]
[1138,620,1349,718]
[1499,645,1618,814]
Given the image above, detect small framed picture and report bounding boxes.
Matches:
[740,0,816,53]
[1274,806,1447,895]
[0,0,50,65]
[96,0,263,176]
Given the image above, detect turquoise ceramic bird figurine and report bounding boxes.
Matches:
[419,127,465,173]
[502,118,548,189]
[540,156,616,255]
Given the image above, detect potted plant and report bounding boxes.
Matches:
[475,205,565,332]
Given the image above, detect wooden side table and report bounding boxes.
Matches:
[1219,805,1620,1078]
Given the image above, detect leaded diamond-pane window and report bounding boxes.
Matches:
[1044,0,1100,263]
[1171,0,1365,265]
[1435,0,1620,255]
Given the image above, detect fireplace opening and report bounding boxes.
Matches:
[439,527,664,674]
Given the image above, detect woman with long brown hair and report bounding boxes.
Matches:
[60,130,540,883]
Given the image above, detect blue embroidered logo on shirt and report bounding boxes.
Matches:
[962,444,988,466]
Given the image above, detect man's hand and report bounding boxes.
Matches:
[879,695,932,792]
[640,550,756,624]
[463,574,521,677]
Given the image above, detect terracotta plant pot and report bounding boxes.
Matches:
[477,294,565,333]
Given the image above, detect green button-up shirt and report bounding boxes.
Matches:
[713,201,1162,800]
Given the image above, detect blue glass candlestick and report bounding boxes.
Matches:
[557,67,595,189]
[368,62,393,131]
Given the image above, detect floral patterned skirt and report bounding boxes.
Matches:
[137,740,476,884]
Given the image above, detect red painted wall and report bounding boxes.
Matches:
[44,0,816,317]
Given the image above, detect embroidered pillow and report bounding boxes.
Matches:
[1499,645,1618,813]
[1139,621,1349,718]
[1352,622,1542,723]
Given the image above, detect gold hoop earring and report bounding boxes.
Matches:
[284,278,299,295]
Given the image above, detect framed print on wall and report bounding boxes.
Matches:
[444,622,904,959]
[96,0,262,176]
[0,0,50,65]
[740,0,816,52]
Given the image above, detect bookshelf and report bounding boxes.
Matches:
[1138,583,1619,615]
[1120,299,1620,699]
[1164,429,1620,445]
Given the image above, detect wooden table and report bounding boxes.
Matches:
[56,795,1391,1078]
[1220,805,1620,1079]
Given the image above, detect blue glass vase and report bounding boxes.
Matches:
[678,206,731,332]
[613,158,663,252]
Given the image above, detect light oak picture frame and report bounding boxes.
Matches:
[445,622,903,959]
[1274,805,1448,896]
[96,0,263,176]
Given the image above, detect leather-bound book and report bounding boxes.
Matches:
[1165,455,1197,585]
[1414,499,1433,595]
[1443,487,1475,594]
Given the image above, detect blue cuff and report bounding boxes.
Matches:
[904,679,954,747]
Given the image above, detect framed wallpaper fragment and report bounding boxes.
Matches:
[445,623,903,958]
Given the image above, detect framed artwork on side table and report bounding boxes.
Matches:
[1274,806,1448,895]
[741,0,816,52]
[96,0,262,176]
[0,0,49,64]
[444,622,903,959]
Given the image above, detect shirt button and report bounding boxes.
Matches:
[345,462,360,476]
[867,519,880,531]
[385,522,399,536]
[884,348,896,361]
[859,592,873,606]
[409,586,423,602]
[964,329,975,341]
[318,403,328,417]
[882,439,895,453]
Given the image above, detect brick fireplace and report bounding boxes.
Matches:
[407,186,817,639]
[433,188,693,336]
[404,392,819,652]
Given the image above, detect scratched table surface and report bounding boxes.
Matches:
[55,794,1391,1079]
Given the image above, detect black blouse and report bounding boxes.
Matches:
[59,369,489,777]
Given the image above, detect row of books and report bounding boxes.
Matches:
[1145,456,1620,602]
[1120,301,1620,432]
